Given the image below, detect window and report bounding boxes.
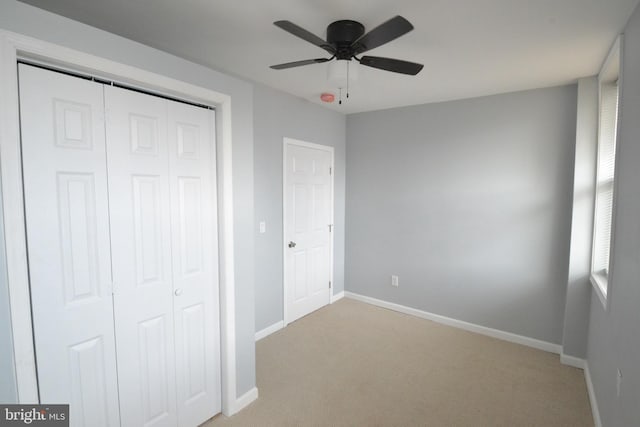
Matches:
[591,36,621,304]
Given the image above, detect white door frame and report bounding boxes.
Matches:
[282,137,335,326]
[0,31,241,415]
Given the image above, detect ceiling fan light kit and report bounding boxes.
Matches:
[327,60,358,86]
[271,15,424,104]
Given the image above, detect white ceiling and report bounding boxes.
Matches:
[19,0,640,114]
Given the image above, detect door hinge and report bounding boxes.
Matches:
[329,281,332,289]
[329,167,332,175]
[328,224,333,232]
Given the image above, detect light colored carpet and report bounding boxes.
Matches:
[206,298,593,427]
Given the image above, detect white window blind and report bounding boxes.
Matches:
[592,80,619,289]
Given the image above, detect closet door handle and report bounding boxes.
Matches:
[174,289,183,296]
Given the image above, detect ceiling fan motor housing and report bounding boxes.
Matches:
[327,20,365,59]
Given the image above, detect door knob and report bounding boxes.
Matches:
[174,289,183,296]
[288,241,296,248]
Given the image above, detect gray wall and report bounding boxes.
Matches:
[346,86,577,344]
[587,3,640,426]
[253,84,346,333]
[0,0,255,399]
[561,77,597,359]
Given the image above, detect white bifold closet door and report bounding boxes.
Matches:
[20,64,122,427]
[105,85,221,427]
[166,99,221,427]
[19,64,220,427]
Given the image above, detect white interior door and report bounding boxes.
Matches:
[19,64,121,426]
[105,86,179,427]
[167,101,221,425]
[284,140,333,324]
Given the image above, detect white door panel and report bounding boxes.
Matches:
[168,101,221,426]
[105,86,178,427]
[19,64,121,427]
[285,142,333,323]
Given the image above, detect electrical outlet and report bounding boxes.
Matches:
[617,369,622,397]
[391,275,399,287]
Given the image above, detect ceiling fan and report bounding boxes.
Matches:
[270,16,424,76]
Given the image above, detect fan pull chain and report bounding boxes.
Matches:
[339,87,342,105]
[346,62,350,99]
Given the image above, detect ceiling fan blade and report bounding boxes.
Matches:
[270,58,331,70]
[359,56,424,75]
[351,16,414,55]
[274,21,336,54]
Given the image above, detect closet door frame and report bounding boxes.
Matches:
[0,31,242,416]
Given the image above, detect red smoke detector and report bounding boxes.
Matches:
[320,93,335,103]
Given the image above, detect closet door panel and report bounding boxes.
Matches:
[105,86,178,427]
[168,103,221,426]
[19,64,121,427]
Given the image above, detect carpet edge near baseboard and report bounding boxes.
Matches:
[344,291,562,355]
[255,291,345,342]
[228,387,259,416]
[255,321,284,342]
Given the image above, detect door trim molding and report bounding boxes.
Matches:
[0,30,240,415]
[282,137,335,326]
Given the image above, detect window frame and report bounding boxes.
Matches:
[590,35,622,309]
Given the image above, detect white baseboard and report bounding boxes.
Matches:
[344,292,562,354]
[560,353,586,369]
[584,363,602,427]
[255,320,284,342]
[255,293,343,342]
[331,290,345,303]
[227,387,258,416]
